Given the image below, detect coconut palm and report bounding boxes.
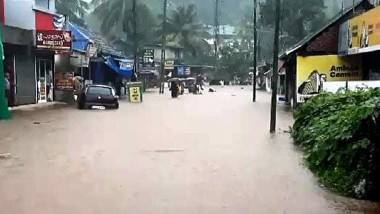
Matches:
[56,0,89,26]
[165,4,207,56]
[92,0,156,52]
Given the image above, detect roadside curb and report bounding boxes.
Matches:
[9,102,69,113]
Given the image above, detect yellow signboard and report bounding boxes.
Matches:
[349,6,380,53]
[296,55,362,102]
[129,86,141,103]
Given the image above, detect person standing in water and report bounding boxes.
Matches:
[170,81,179,98]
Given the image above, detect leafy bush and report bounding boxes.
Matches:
[292,89,380,199]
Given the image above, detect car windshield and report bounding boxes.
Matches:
[87,86,112,95]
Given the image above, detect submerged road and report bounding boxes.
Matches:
[0,86,379,214]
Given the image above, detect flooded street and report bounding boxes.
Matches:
[0,87,379,214]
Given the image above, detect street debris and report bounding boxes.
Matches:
[0,153,12,160]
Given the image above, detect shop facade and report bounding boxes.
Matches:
[1,0,71,106]
[280,0,373,106]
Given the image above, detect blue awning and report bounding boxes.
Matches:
[105,56,134,78]
[68,22,92,53]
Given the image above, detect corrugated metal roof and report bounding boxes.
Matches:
[74,25,126,58]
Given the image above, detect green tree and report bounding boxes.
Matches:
[218,40,251,81]
[166,4,208,57]
[92,0,157,52]
[260,0,326,46]
[56,0,89,26]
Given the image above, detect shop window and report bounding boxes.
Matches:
[35,0,50,10]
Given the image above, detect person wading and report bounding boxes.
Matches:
[170,81,179,98]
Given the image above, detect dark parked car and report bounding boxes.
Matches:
[77,85,119,109]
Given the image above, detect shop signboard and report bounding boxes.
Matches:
[296,55,362,103]
[36,30,72,51]
[55,72,74,90]
[70,52,89,68]
[127,82,143,103]
[340,7,380,55]
[175,64,191,77]
[165,60,174,70]
[143,49,154,67]
[120,59,134,71]
[88,44,98,57]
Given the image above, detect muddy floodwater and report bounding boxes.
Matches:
[1,87,379,214]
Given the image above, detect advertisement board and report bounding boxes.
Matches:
[55,72,74,90]
[143,49,154,67]
[296,55,362,103]
[36,30,72,51]
[343,7,380,54]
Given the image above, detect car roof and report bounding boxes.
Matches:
[87,84,113,89]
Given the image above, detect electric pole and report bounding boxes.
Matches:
[160,0,168,94]
[270,0,281,133]
[214,0,220,74]
[252,0,258,102]
[132,0,138,81]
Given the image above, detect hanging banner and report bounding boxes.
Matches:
[296,55,362,103]
[36,30,72,51]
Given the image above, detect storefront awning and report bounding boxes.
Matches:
[105,56,133,78]
[68,22,92,53]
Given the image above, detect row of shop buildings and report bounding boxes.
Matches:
[279,0,380,106]
[1,0,135,107]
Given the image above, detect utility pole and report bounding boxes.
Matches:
[132,0,138,81]
[160,0,168,94]
[270,0,281,133]
[252,0,258,102]
[214,0,220,74]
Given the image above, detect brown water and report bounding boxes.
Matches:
[0,86,379,214]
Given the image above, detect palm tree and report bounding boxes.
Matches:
[56,0,89,26]
[92,0,156,56]
[166,4,207,56]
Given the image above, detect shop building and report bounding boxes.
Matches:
[1,0,71,106]
[339,5,380,81]
[280,0,373,106]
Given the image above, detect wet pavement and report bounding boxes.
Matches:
[0,86,379,214]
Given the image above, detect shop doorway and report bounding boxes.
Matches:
[37,59,53,103]
[4,54,16,106]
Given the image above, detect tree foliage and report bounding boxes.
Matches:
[93,0,157,51]
[260,0,326,46]
[292,89,380,199]
[56,0,89,26]
[218,40,251,81]
[165,4,207,57]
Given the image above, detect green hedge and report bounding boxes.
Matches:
[292,89,380,199]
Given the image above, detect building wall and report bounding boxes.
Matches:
[306,25,340,54]
[4,0,56,30]
[35,0,55,11]
[5,0,35,30]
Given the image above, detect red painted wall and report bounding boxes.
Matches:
[0,0,5,24]
[35,11,54,30]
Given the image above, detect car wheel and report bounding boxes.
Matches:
[114,103,119,109]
